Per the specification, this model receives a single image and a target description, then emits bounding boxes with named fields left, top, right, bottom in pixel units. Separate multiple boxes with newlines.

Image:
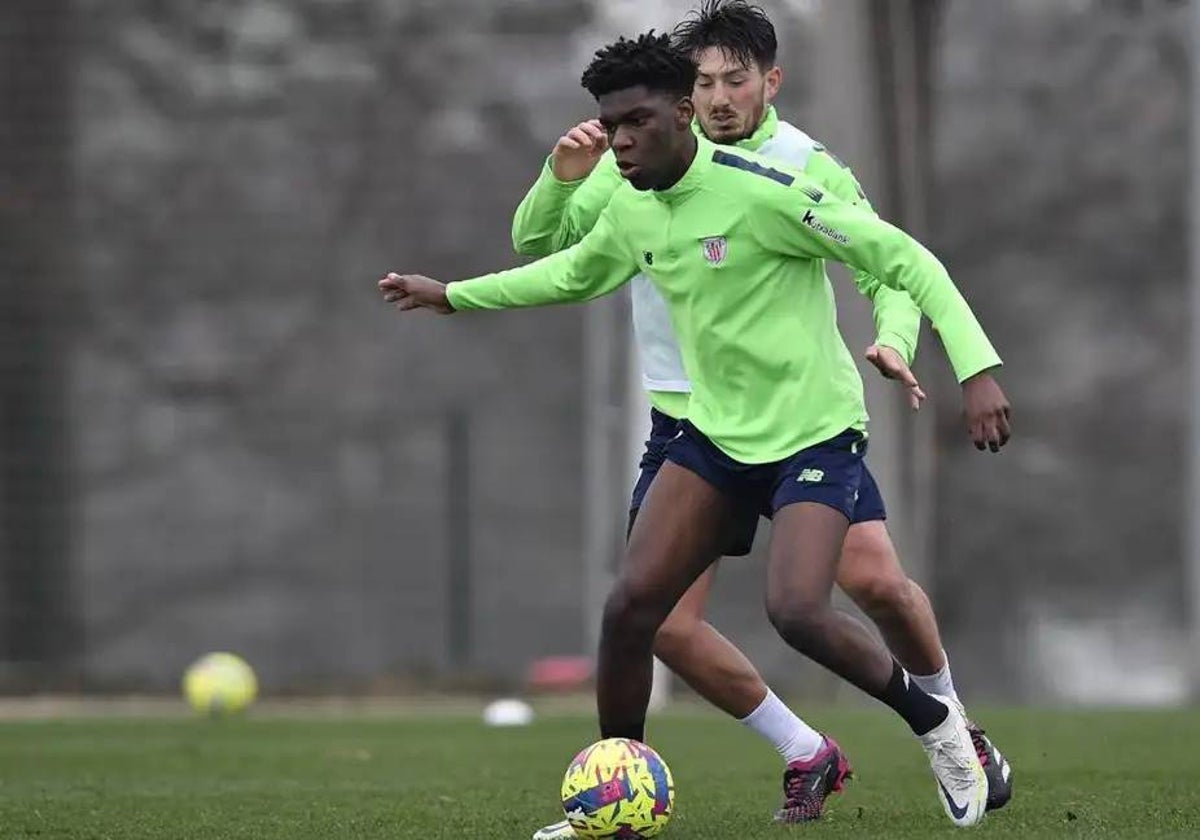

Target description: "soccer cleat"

left=774, top=736, right=853, bottom=823
left=532, top=819, right=577, bottom=840
left=966, top=721, right=1013, bottom=811
left=919, top=695, right=988, bottom=827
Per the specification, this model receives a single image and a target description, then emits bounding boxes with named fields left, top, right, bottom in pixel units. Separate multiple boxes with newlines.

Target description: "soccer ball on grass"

left=560, top=737, right=674, bottom=838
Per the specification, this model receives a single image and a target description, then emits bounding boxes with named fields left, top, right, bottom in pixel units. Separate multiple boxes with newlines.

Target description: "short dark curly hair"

left=672, top=0, right=778, bottom=70
left=580, top=31, right=697, bottom=100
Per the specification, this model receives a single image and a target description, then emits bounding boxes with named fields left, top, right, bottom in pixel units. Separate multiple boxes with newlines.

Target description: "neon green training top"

left=508, top=107, right=925, bottom=421
left=448, top=135, right=1001, bottom=464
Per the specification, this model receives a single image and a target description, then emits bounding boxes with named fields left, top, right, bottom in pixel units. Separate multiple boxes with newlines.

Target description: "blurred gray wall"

left=0, top=0, right=1189, bottom=702
left=71, top=0, right=605, bottom=689
left=931, top=0, right=1189, bottom=703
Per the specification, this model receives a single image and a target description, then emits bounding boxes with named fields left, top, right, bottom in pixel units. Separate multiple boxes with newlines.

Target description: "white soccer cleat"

left=919, top=695, right=988, bottom=827
left=946, top=696, right=1015, bottom=812
left=532, top=819, right=577, bottom=840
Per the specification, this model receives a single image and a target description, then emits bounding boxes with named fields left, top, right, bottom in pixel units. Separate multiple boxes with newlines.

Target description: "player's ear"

left=764, top=65, right=782, bottom=104
left=675, top=96, right=695, bottom=129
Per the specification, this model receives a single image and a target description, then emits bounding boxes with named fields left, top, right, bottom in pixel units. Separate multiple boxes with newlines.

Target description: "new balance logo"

left=801, top=210, right=850, bottom=245
left=796, top=468, right=825, bottom=483
left=801, top=185, right=824, bottom=203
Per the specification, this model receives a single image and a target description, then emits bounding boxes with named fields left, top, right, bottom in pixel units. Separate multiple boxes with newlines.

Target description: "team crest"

left=701, top=236, right=727, bottom=265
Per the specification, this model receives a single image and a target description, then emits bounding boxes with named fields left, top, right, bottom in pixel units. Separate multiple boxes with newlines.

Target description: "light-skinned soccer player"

left=379, top=33, right=1009, bottom=828
left=514, top=4, right=1011, bottom=835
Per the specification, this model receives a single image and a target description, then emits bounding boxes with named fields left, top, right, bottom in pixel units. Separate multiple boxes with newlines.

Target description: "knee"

left=653, top=612, right=700, bottom=663
left=839, top=526, right=914, bottom=616
left=765, top=593, right=831, bottom=647
left=842, top=570, right=914, bottom=617
left=602, top=580, right=667, bottom=646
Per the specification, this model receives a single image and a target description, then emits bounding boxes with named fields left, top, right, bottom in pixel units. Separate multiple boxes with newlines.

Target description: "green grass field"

left=1, top=705, right=1198, bottom=839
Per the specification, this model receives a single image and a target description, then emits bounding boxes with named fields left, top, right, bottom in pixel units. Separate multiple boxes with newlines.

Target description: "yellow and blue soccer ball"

left=182, top=652, right=258, bottom=716
left=560, top=737, right=674, bottom=838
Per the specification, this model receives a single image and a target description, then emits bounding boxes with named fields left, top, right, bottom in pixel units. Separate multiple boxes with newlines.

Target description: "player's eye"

left=727, top=76, right=747, bottom=87
left=696, top=79, right=714, bottom=88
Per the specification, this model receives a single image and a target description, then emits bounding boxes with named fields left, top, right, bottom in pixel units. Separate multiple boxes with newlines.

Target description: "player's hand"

left=961, top=370, right=1011, bottom=452
left=550, top=119, right=609, bottom=182
left=865, top=344, right=925, bottom=411
left=378, top=273, right=455, bottom=314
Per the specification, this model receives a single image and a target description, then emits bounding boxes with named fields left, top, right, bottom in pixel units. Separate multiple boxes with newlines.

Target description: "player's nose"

left=610, top=126, right=635, bottom=150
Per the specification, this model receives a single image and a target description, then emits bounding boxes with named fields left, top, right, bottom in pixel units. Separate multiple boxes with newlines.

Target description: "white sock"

left=909, top=651, right=960, bottom=705
left=739, top=689, right=824, bottom=764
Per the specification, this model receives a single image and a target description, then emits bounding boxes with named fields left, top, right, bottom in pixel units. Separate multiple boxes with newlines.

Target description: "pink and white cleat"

left=774, top=736, right=853, bottom=823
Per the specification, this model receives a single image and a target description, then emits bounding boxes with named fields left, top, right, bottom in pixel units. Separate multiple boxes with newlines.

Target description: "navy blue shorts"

left=629, top=408, right=759, bottom=557
left=664, top=421, right=887, bottom=523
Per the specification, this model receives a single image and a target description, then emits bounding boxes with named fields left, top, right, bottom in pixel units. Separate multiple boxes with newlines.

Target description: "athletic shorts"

left=663, top=420, right=888, bottom=523
left=628, top=408, right=759, bottom=557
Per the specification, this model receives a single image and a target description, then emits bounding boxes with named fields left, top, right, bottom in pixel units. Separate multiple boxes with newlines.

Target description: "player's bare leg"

left=597, top=461, right=735, bottom=742
left=766, top=504, right=896, bottom=691
left=652, top=561, right=842, bottom=822
left=766, top=501, right=986, bottom=826
left=837, top=520, right=1013, bottom=810
left=653, top=565, right=765, bottom=718
left=837, top=521, right=945, bottom=677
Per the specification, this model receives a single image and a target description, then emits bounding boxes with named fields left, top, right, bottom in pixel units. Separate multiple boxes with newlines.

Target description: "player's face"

left=598, top=86, right=695, bottom=191
left=693, top=47, right=781, bottom=143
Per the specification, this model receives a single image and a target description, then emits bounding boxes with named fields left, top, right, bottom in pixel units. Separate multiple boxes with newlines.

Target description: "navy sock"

left=874, top=660, right=949, bottom=735
left=600, top=720, right=645, bottom=743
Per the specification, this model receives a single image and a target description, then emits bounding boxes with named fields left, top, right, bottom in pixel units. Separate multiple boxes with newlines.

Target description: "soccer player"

left=379, top=32, right=1010, bottom=828
left=510, top=3, right=1011, bottom=834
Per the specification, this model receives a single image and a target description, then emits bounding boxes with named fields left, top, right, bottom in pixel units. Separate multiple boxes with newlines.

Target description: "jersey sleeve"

left=807, top=152, right=922, bottom=365
left=749, top=178, right=1001, bottom=382
left=510, top=151, right=626, bottom=257
left=451, top=198, right=638, bottom=310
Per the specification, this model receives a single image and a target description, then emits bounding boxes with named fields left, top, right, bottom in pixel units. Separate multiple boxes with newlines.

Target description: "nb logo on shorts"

left=796, top=468, right=825, bottom=483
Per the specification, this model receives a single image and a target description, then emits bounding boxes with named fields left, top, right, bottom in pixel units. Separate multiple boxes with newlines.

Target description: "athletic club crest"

left=701, top=236, right=727, bottom=265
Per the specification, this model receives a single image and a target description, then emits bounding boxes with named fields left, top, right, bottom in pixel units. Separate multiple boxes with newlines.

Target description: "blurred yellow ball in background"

left=182, top=652, right=258, bottom=716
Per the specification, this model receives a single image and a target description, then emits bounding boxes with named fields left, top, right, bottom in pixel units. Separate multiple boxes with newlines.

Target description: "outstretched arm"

left=752, top=179, right=1011, bottom=451
left=381, top=200, right=639, bottom=314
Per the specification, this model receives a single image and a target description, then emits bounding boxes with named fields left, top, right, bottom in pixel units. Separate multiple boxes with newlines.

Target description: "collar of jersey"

left=690, top=106, right=778, bottom=153
left=653, top=136, right=715, bottom=204
left=734, top=106, right=778, bottom=152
